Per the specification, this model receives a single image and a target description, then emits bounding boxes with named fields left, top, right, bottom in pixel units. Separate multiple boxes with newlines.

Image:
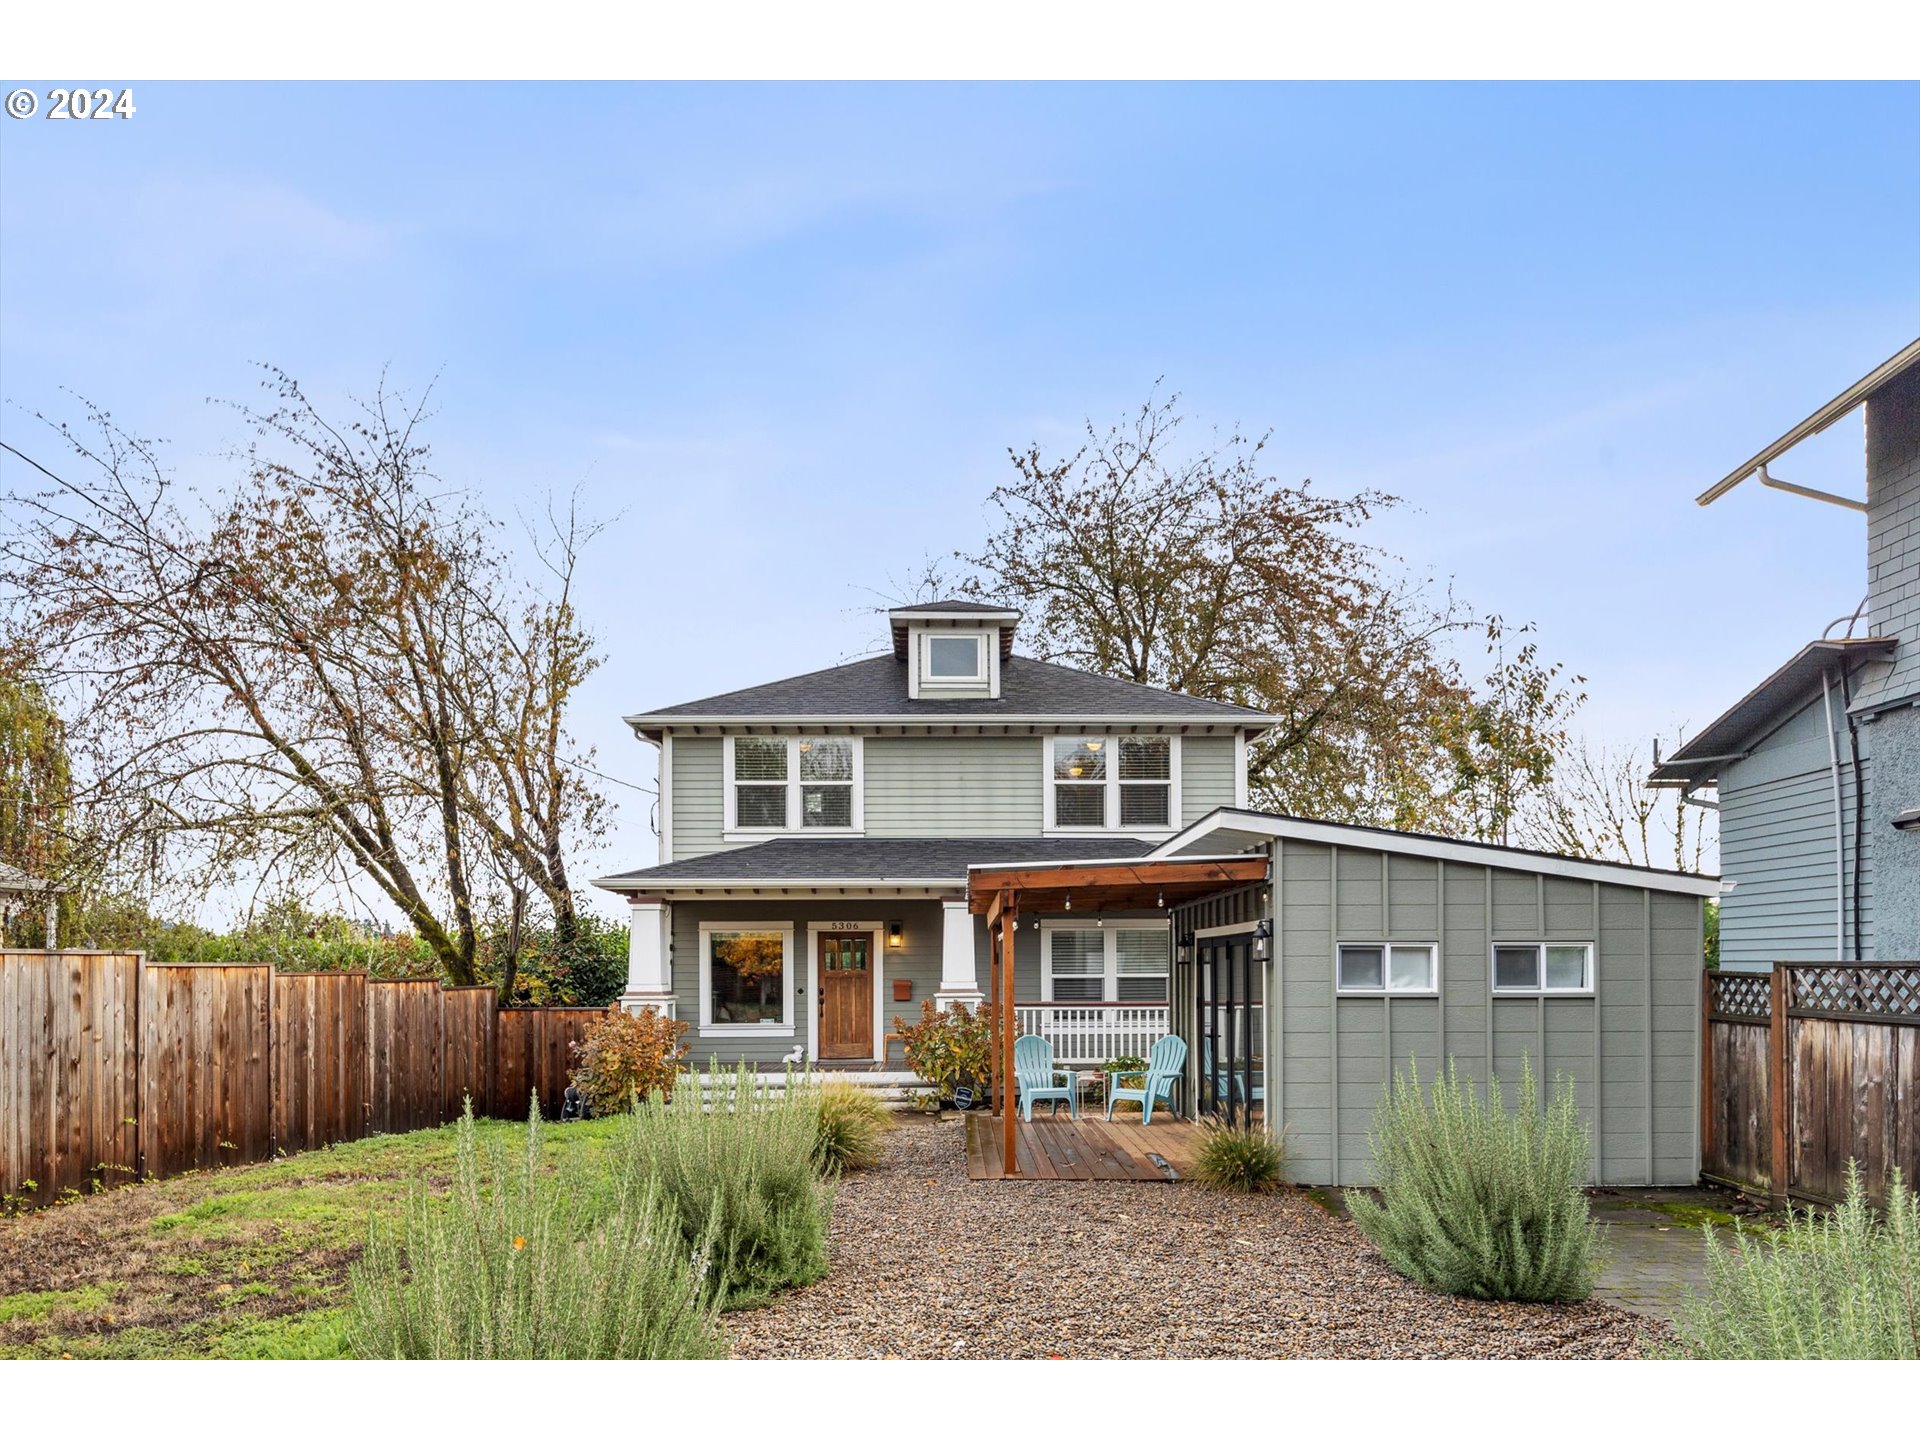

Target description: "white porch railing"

left=1015, top=1003, right=1170, bottom=1065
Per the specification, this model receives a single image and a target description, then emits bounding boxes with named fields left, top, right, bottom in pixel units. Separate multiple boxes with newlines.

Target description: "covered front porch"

left=968, top=852, right=1270, bottom=1178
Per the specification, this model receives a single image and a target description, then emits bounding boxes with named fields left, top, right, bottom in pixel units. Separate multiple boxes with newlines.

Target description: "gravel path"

left=727, top=1116, right=1657, bottom=1359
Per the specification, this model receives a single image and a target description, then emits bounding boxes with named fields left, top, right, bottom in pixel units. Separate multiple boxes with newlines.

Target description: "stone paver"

left=1590, top=1187, right=1760, bottom=1321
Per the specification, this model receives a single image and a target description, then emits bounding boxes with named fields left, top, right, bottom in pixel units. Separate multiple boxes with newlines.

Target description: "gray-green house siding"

left=1262, top=838, right=1700, bottom=1187
left=667, top=731, right=1244, bottom=861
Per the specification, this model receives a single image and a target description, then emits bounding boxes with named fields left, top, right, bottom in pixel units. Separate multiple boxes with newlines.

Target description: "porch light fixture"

left=1064, top=893, right=1072, bottom=911
left=1175, top=930, right=1194, bottom=968
left=887, top=920, right=903, bottom=948
left=1156, top=890, right=1165, bottom=908
left=1252, top=919, right=1272, bottom=961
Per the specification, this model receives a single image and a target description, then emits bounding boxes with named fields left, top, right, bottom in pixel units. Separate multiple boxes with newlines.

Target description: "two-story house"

left=595, top=601, right=1266, bottom=1069
left=1651, top=339, right=1920, bottom=970
left=597, top=599, right=1713, bottom=1186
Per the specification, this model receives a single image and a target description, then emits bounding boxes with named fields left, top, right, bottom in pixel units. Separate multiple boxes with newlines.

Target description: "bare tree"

left=1522, top=737, right=1713, bottom=872
left=0, top=369, right=609, bottom=989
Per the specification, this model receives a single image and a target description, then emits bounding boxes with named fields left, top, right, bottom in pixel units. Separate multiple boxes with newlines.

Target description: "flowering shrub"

left=570, top=1005, right=689, bottom=1113
left=891, top=999, right=1000, bottom=1104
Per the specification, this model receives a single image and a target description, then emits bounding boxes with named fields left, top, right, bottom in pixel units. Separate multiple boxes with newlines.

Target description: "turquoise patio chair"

left=1105, top=1033, right=1187, bottom=1125
left=1014, top=1034, right=1079, bottom=1120
left=1203, top=1035, right=1265, bottom=1108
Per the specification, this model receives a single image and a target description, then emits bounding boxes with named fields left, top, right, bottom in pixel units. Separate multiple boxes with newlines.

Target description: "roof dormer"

left=889, top=600, right=1020, bottom=701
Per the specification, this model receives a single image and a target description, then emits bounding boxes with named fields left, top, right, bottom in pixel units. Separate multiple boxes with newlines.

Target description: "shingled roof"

left=596, top=835, right=1154, bottom=889
left=627, top=653, right=1271, bottom=732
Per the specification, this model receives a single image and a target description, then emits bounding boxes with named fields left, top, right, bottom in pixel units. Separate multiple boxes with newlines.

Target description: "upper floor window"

left=1046, top=735, right=1178, bottom=831
left=725, top=736, right=862, bottom=833
left=922, top=633, right=986, bottom=684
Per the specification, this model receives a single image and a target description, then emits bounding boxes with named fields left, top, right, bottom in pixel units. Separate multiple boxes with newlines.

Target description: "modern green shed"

left=1153, top=810, right=1716, bottom=1187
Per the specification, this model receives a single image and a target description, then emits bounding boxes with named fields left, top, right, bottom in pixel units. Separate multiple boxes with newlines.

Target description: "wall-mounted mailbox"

left=892, top=979, right=913, bottom=1002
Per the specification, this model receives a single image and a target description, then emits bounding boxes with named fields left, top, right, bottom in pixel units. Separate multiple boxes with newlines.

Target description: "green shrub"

left=1345, top=1057, right=1601, bottom=1302
left=345, top=1101, right=724, bottom=1359
left=811, top=1080, right=892, bottom=1175
left=620, top=1062, right=830, bottom=1309
left=1669, top=1164, right=1919, bottom=1359
left=1192, top=1121, right=1287, bottom=1193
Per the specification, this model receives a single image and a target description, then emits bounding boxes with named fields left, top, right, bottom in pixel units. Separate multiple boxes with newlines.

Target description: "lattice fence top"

left=1709, top=971, right=1773, bottom=1019
left=1788, top=963, right=1920, bottom=1020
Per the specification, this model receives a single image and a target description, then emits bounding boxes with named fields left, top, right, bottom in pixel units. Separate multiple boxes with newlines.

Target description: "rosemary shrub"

left=347, top=1101, right=724, bottom=1359
left=1345, top=1057, right=1602, bottom=1302
left=1669, top=1164, right=1919, bottom=1359
left=1191, top=1121, right=1288, bottom=1194
left=619, top=1061, right=831, bottom=1309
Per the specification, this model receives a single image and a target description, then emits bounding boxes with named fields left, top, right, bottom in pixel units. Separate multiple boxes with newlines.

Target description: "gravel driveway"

left=727, top=1115, right=1655, bottom=1359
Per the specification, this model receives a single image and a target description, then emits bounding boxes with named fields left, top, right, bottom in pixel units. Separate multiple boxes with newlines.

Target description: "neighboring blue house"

left=1652, top=339, right=1920, bottom=971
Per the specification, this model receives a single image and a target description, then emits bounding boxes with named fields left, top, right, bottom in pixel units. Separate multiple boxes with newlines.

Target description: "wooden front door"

left=818, top=932, right=874, bottom=1060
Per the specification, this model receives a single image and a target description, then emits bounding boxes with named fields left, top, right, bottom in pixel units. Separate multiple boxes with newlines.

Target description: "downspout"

left=1820, top=668, right=1846, bottom=964
left=1839, top=665, right=1866, bottom=962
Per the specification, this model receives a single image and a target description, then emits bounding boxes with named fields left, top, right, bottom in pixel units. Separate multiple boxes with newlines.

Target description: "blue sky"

left=3, top=82, right=1917, bottom=907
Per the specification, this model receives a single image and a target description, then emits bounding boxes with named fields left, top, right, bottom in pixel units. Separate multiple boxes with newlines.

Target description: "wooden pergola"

left=966, top=854, right=1270, bottom=1175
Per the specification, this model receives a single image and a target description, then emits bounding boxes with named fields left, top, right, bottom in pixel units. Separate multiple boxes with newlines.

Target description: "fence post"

left=1698, top=970, right=1713, bottom=1182
left=1768, top=964, right=1789, bottom=1207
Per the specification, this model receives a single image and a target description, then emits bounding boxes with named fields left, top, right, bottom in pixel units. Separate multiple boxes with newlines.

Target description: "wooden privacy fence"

left=0, top=949, right=603, bottom=1209
left=1701, top=962, right=1920, bottom=1207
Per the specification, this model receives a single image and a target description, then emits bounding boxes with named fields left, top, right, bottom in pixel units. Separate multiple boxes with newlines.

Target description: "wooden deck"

left=964, top=1112, right=1203, bottom=1182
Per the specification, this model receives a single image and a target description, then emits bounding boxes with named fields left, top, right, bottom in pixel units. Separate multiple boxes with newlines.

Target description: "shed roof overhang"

left=1150, top=808, right=1721, bottom=897
left=1697, top=338, right=1920, bottom=506
left=965, top=853, right=1269, bottom=916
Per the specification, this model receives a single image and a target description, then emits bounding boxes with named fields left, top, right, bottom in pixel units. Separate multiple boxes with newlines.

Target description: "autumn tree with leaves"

left=955, top=390, right=1583, bottom=834
left=0, top=369, right=610, bottom=993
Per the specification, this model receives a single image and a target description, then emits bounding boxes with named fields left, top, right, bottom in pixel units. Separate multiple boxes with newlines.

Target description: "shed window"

left=1492, top=942, right=1593, bottom=994
left=1337, top=943, right=1437, bottom=995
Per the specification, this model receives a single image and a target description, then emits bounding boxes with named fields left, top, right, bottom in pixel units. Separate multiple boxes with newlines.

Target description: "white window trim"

left=1335, top=941, right=1441, bottom=996
left=1040, top=734, right=1182, bottom=836
left=1489, top=941, right=1595, bottom=997
left=1039, top=920, right=1172, bottom=1004
left=919, top=632, right=987, bottom=686
left=698, top=921, right=796, bottom=1036
left=722, top=735, right=864, bottom=839
left=802, top=919, right=888, bottom=1064
left=906, top=625, right=1001, bottom=699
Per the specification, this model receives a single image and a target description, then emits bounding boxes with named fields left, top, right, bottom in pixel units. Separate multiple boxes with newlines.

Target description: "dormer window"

left=923, top=633, right=986, bottom=685
left=725, top=736, right=863, bottom=834
left=1044, top=734, right=1180, bottom=832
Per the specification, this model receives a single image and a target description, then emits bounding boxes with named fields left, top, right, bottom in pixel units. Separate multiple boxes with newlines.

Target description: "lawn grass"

left=0, top=1116, right=627, bottom=1360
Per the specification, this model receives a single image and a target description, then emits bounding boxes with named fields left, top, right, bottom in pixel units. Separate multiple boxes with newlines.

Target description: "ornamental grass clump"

left=1669, top=1163, right=1919, bottom=1359
left=1345, top=1057, right=1601, bottom=1302
left=619, top=1061, right=830, bottom=1309
left=1191, top=1121, right=1288, bottom=1194
left=346, top=1101, right=724, bottom=1359
left=810, top=1079, right=892, bottom=1176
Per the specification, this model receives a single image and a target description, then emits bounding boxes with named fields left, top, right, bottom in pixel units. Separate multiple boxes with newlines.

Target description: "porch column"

left=619, top=899, right=675, bottom=1018
left=936, top=899, right=984, bottom=1009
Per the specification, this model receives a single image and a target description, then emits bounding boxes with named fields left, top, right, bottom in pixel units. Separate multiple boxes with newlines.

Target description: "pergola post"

left=987, top=893, right=1002, bottom=1117
left=1000, top=901, right=1017, bottom=1176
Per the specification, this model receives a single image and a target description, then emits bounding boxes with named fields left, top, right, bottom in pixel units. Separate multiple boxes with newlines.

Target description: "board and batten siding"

left=1271, top=838, right=1701, bottom=1187
left=669, top=731, right=1247, bottom=859
left=1716, top=687, right=1873, bottom=969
